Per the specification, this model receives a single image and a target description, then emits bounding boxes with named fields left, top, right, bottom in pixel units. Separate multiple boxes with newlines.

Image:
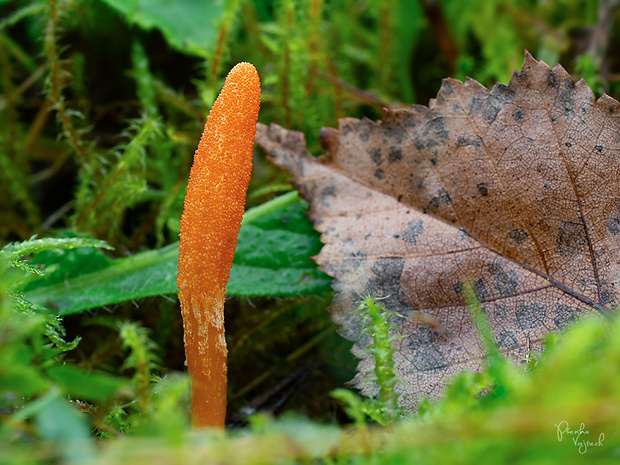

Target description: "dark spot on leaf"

left=388, top=146, right=403, bottom=163
left=516, top=303, right=546, bottom=330
left=483, top=105, right=499, bottom=124
left=493, top=305, right=509, bottom=321
left=391, top=127, right=406, bottom=143
left=606, top=218, right=620, bottom=235
left=556, top=221, right=587, bottom=257
left=369, top=148, right=382, bottom=164
left=488, top=260, right=519, bottom=296
left=414, top=136, right=425, bottom=150
left=477, top=183, right=489, bottom=196
left=457, top=135, right=483, bottom=147
left=508, top=228, right=528, bottom=245
left=468, top=97, right=484, bottom=115
left=370, top=257, right=404, bottom=299
left=514, top=109, right=523, bottom=122
left=495, top=83, right=515, bottom=101
left=362, top=279, right=381, bottom=299
left=412, top=348, right=447, bottom=371
left=360, top=131, right=370, bottom=142
left=554, top=305, right=575, bottom=329
left=348, top=250, right=367, bottom=270
left=561, top=94, right=574, bottom=115
left=474, top=278, right=488, bottom=300
left=453, top=281, right=463, bottom=294
left=405, top=326, right=441, bottom=351
left=403, top=117, right=417, bottom=128
left=429, top=188, right=452, bottom=208
left=497, top=329, right=518, bottom=350
left=318, top=185, right=337, bottom=207
left=595, top=145, right=603, bottom=152
left=546, top=71, right=558, bottom=88
left=371, top=257, right=404, bottom=279
left=431, top=152, right=438, bottom=165
left=293, top=154, right=306, bottom=177
left=402, top=219, right=424, bottom=244
left=374, top=168, right=385, bottom=180
left=565, top=142, right=572, bottom=147
left=440, top=80, right=454, bottom=94
left=322, top=185, right=336, bottom=197
left=423, top=118, right=449, bottom=141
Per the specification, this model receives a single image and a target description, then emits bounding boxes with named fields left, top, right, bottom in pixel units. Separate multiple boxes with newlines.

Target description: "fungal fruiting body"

left=177, top=62, right=260, bottom=428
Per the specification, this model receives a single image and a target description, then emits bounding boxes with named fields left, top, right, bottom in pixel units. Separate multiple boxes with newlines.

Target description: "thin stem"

left=44, top=0, right=89, bottom=163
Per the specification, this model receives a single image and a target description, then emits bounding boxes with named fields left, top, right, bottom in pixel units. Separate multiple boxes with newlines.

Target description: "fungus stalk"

left=177, top=63, right=260, bottom=428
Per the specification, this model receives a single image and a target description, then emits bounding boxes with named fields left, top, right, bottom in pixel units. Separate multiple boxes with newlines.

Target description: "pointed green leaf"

left=100, top=0, right=224, bottom=58
left=22, top=193, right=332, bottom=314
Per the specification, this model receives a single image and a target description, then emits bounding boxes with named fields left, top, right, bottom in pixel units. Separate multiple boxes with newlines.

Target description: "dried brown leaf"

left=256, top=52, right=620, bottom=411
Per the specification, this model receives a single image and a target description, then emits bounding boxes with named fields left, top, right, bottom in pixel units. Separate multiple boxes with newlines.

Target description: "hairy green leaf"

left=22, top=193, right=332, bottom=314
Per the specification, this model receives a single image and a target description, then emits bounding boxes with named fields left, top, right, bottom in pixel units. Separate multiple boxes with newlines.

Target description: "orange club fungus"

left=177, top=62, right=261, bottom=428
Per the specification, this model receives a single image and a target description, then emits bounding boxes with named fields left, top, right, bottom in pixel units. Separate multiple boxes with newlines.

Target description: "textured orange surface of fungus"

left=177, top=62, right=260, bottom=428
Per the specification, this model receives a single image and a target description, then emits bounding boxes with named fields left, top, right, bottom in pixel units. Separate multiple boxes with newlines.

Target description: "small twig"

left=586, top=0, right=620, bottom=91
left=421, top=0, right=458, bottom=75
left=311, top=69, right=395, bottom=110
